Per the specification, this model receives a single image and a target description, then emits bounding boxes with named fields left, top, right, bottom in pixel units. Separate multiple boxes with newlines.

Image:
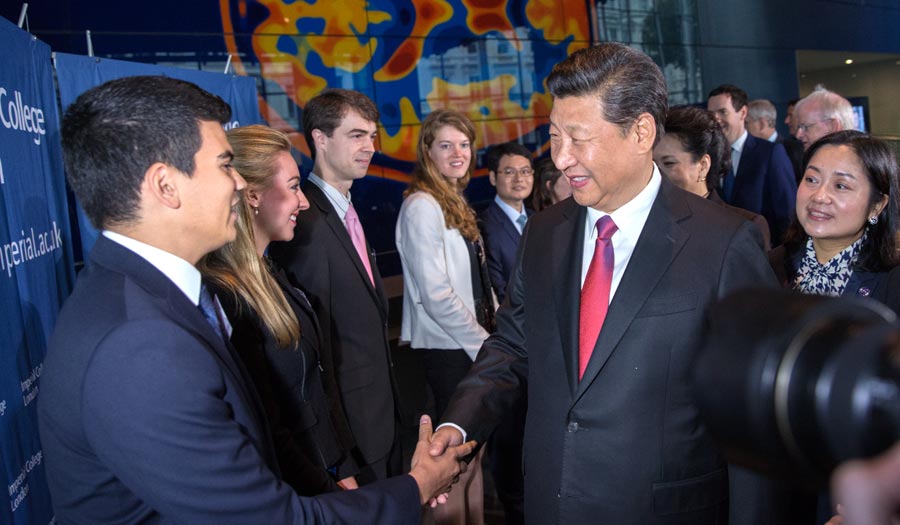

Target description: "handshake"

left=408, top=415, right=475, bottom=506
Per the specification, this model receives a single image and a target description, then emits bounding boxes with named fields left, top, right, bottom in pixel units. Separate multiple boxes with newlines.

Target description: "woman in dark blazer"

left=199, top=125, right=359, bottom=495
left=653, top=105, right=772, bottom=250
left=769, top=130, right=900, bottom=304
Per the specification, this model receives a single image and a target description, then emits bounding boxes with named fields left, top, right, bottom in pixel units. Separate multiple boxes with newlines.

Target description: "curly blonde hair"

left=405, top=109, right=480, bottom=241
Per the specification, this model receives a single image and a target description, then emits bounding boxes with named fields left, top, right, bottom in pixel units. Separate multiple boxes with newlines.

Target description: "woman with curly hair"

left=396, top=109, right=494, bottom=524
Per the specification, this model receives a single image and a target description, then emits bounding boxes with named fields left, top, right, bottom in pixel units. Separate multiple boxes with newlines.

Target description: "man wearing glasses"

left=794, top=85, right=857, bottom=151
left=476, top=140, right=534, bottom=525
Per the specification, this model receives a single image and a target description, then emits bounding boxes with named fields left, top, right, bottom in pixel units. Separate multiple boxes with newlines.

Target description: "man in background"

left=794, top=85, right=856, bottom=151
left=747, top=98, right=803, bottom=181
left=269, top=89, right=402, bottom=485
left=707, top=84, right=797, bottom=243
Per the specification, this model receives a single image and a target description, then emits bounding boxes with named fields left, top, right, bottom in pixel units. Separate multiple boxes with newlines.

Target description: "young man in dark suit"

left=479, top=141, right=535, bottom=303
left=37, top=76, right=472, bottom=524
left=268, top=89, right=401, bottom=485
left=429, top=44, right=780, bottom=524
left=708, top=84, right=798, bottom=244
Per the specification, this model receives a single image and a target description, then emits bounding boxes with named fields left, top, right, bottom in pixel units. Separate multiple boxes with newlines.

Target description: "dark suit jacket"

left=37, top=236, right=419, bottom=524
left=708, top=190, right=771, bottom=251
left=269, top=181, right=398, bottom=471
left=478, top=201, right=530, bottom=303
left=443, top=181, right=778, bottom=524
left=213, top=266, right=359, bottom=496
left=729, top=134, right=797, bottom=244
left=777, top=134, right=805, bottom=184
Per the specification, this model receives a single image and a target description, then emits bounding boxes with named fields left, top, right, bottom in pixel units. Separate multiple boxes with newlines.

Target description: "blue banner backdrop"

left=0, top=16, right=77, bottom=525
left=54, top=54, right=263, bottom=260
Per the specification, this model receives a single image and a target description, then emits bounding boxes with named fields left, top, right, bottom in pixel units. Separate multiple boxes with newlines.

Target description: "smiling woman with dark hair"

left=769, top=130, right=900, bottom=303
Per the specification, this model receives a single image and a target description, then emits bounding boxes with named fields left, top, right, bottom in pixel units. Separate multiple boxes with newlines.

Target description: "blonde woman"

left=199, top=125, right=360, bottom=495
left=396, top=110, right=495, bottom=524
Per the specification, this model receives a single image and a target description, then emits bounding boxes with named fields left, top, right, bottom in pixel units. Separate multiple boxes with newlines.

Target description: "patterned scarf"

left=793, top=234, right=866, bottom=297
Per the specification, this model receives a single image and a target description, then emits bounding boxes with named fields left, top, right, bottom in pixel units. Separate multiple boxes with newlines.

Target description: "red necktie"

left=345, top=203, right=374, bottom=286
left=578, top=215, right=617, bottom=380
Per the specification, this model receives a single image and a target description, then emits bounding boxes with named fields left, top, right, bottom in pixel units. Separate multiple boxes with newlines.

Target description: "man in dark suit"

left=708, top=84, right=797, bottom=244
left=37, top=76, right=472, bottom=524
left=269, top=89, right=400, bottom=485
left=479, top=141, right=534, bottom=303
left=477, top=141, right=534, bottom=525
left=429, top=44, right=779, bottom=524
left=747, top=98, right=804, bottom=182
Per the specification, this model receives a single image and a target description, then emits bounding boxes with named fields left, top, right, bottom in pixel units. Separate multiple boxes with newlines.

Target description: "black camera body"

left=692, top=289, right=900, bottom=482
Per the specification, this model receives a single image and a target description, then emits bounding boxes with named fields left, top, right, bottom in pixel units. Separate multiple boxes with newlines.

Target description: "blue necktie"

left=516, top=214, right=527, bottom=233
left=199, top=284, right=231, bottom=342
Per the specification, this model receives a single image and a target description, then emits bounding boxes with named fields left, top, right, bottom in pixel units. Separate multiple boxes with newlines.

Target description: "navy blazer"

left=728, top=134, right=797, bottom=244
left=444, top=181, right=779, bottom=524
left=38, top=236, right=420, bottom=524
left=479, top=201, right=530, bottom=303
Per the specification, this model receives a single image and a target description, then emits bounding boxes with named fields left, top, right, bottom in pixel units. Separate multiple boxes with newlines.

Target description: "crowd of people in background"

left=35, top=40, right=900, bottom=525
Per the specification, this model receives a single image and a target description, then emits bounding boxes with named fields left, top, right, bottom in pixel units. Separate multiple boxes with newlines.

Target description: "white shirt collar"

left=767, top=130, right=778, bottom=143
left=308, top=172, right=352, bottom=221
left=102, top=230, right=202, bottom=305
left=493, top=195, right=527, bottom=233
left=731, top=129, right=749, bottom=154
left=581, top=163, right=661, bottom=296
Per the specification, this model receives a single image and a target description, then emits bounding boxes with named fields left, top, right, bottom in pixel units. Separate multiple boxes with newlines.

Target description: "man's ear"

left=311, top=129, right=327, bottom=153
left=738, top=104, right=748, bottom=122
left=488, top=170, right=497, bottom=187
left=144, top=162, right=181, bottom=209
left=632, top=112, right=657, bottom=155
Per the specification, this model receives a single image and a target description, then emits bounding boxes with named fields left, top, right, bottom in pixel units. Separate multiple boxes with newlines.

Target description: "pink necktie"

left=578, top=215, right=617, bottom=380
left=345, top=203, right=374, bottom=286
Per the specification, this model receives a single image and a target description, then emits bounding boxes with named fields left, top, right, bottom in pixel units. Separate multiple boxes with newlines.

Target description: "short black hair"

left=547, top=43, right=668, bottom=146
left=61, top=76, right=231, bottom=229
left=483, top=142, right=532, bottom=173
left=707, top=84, right=748, bottom=112
left=302, top=89, right=379, bottom=159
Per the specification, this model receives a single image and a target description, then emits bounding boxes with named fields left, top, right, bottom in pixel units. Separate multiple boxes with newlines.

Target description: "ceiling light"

left=845, top=59, right=854, bottom=65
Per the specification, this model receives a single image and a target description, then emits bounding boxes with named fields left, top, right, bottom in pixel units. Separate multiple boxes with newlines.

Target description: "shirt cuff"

left=436, top=422, right=467, bottom=443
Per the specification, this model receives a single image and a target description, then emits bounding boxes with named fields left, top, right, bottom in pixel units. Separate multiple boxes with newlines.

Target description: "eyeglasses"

left=797, top=118, right=834, bottom=134
left=500, top=167, right=534, bottom=178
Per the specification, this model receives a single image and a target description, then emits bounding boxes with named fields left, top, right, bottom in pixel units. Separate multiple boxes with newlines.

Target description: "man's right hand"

left=409, top=415, right=475, bottom=506
left=429, top=425, right=464, bottom=457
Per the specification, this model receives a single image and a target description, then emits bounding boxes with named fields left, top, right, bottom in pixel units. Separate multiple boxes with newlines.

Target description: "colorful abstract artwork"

left=221, top=0, right=592, bottom=181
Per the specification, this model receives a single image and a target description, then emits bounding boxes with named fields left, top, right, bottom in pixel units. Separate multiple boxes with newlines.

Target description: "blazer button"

left=858, top=286, right=871, bottom=297
left=567, top=421, right=579, bottom=432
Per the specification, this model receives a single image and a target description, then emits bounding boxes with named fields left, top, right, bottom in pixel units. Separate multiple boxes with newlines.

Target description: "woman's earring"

left=698, top=176, right=706, bottom=183
left=868, top=215, right=878, bottom=225
left=253, top=206, right=259, bottom=216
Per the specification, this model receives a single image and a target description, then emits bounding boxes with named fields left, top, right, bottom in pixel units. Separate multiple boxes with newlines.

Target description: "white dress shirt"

left=731, top=130, right=749, bottom=176
left=493, top=195, right=528, bottom=234
left=581, top=164, right=661, bottom=302
left=103, top=230, right=201, bottom=305
left=308, top=172, right=352, bottom=221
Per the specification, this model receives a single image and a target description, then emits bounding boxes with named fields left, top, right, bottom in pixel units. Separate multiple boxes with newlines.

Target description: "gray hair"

left=795, top=85, right=856, bottom=131
left=747, top=99, right=776, bottom=127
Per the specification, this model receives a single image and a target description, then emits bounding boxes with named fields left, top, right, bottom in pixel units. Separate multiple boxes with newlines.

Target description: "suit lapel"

left=305, top=182, right=388, bottom=319
left=551, top=200, right=586, bottom=397
left=574, top=182, right=691, bottom=401
left=733, top=134, right=758, bottom=198
left=490, top=202, right=522, bottom=246
left=92, top=238, right=276, bottom=462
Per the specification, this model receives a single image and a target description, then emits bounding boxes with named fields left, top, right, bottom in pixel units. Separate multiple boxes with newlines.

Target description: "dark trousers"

left=355, top=421, right=403, bottom=485
left=487, top=396, right=526, bottom=525
left=419, top=348, right=473, bottom=421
